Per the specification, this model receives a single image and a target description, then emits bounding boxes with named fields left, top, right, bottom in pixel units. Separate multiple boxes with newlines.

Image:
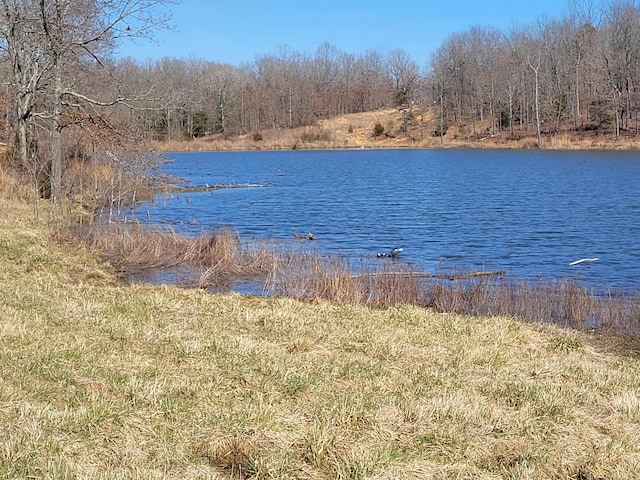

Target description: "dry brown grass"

left=149, top=107, right=640, bottom=153
left=90, top=221, right=640, bottom=336
left=91, top=223, right=278, bottom=289
left=95, top=222, right=194, bottom=269
left=2, top=174, right=640, bottom=479
left=272, top=256, right=640, bottom=336
left=150, top=108, right=442, bottom=152
left=424, top=277, right=640, bottom=336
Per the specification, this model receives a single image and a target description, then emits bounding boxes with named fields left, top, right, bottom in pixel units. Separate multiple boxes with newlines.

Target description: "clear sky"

left=117, top=0, right=570, bottom=66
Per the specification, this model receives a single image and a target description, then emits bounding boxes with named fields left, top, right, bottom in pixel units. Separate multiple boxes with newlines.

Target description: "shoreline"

left=148, top=138, right=640, bottom=153
left=149, top=139, right=640, bottom=154
left=145, top=107, right=640, bottom=154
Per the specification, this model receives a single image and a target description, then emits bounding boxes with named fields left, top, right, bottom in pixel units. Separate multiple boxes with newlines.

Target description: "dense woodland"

left=1, top=0, right=640, bottom=202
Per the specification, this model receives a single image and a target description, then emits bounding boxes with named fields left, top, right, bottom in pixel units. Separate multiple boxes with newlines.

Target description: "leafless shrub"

left=192, top=228, right=276, bottom=288
left=95, top=222, right=191, bottom=270
left=357, top=266, right=426, bottom=308
left=64, top=152, right=163, bottom=216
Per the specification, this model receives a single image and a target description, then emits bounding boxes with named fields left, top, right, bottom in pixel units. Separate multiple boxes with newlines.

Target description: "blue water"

left=129, top=149, right=640, bottom=293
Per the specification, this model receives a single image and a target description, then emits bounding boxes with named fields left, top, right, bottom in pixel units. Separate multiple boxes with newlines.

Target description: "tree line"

left=1, top=0, right=640, bottom=203
left=113, top=0, right=640, bottom=145
left=430, top=0, right=640, bottom=143
left=112, top=44, right=420, bottom=141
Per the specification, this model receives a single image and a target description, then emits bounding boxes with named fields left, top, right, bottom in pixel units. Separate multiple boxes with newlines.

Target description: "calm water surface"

left=130, top=149, right=640, bottom=292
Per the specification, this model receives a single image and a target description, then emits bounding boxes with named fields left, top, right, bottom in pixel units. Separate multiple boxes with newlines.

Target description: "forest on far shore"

left=111, top=0, right=640, bottom=145
left=1, top=0, right=640, bottom=202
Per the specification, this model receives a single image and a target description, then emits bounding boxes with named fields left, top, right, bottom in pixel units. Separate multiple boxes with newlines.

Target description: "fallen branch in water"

left=353, top=270, right=506, bottom=280
left=569, top=258, right=599, bottom=266
left=164, top=182, right=273, bottom=193
left=192, top=182, right=273, bottom=193
left=292, top=231, right=315, bottom=240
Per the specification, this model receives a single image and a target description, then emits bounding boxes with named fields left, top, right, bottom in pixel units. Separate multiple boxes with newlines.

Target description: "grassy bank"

left=149, top=108, right=640, bottom=153
left=1, top=183, right=640, bottom=479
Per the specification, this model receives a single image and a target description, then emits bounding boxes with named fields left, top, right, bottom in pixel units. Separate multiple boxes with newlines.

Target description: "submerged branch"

left=353, top=270, right=506, bottom=280
left=168, top=182, right=274, bottom=194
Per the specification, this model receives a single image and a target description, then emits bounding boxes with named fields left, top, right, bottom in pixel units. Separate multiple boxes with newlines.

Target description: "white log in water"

left=569, top=258, right=599, bottom=266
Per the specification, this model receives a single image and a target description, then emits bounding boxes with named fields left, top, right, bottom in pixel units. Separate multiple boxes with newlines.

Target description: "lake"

left=128, top=149, right=640, bottom=293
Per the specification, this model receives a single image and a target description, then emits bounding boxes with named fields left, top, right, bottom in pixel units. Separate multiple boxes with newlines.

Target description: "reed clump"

left=188, top=229, right=277, bottom=288
left=269, top=255, right=640, bottom=336
left=92, top=223, right=278, bottom=289
left=93, top=220, right=640, bottom=336
left=95, top=222, right=193, bottom=269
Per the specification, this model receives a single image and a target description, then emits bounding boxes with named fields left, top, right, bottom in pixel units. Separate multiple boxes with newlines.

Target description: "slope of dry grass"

left=1, top=173, right=640, bottom=479
left=149, top=107, right=640, bottom=153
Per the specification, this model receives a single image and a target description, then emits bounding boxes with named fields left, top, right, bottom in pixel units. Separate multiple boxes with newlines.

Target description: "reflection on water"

left=128, top=149, right=640, bottom=294
left=124, top=264, right=202, bottom=287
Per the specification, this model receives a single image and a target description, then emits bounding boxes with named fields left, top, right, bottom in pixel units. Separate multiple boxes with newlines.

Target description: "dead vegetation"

left=88, top=222, right=640, bottom=337
left=92, top=224, right=277, bottom=289
left=148, top=106, right=640, bottom=153
left=1, top=154, right=640, bottom=479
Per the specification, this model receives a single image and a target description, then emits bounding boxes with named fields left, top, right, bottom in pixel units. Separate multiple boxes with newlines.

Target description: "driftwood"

left=292, top=231, right=315, bottom=240
left=168, top=182, right=273, bottom=194
left=377, top=247, right=403, bottom=258
left=354, top=270, right=505, bottom=280
left=159, top=219, right=197, bottom=225
left=569, top=258, right=599, bottom=266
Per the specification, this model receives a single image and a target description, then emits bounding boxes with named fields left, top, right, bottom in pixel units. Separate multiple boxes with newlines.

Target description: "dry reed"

left=92, top=223, right=278, bottom=289
left=95, top=221, right=640, bottom=335
left=269, top=252, right=640, bottom=336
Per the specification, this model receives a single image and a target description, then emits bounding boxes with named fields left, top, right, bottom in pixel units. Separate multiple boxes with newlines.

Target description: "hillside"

left=150, top=106, right=640, bottom=153
left=1, top=173, right=640, bottom=478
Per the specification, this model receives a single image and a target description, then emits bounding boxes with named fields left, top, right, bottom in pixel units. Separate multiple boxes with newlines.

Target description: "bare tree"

left=387, top=48, right=419, bottom=107
left=352, top=51, right=390, bottom=112
left=0, top=0, right=173, bottom=202
left=429, top=42, right=455, bottom=144
left=0, top=0, right=51, bottom=180
left=528, top=49, right=543, bottom=146
left=386, top=48, right=419, bottom=133
left=601, top=1, right=640, bottom=136
left=311, top=42, right=341, bottom=118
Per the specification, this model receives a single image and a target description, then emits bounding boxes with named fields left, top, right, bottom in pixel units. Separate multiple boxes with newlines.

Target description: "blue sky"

left=117, top=0, right=569, bottom=66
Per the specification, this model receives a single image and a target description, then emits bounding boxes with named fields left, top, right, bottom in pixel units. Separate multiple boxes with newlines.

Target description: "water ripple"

left=132, top=149, right=640, bottom=293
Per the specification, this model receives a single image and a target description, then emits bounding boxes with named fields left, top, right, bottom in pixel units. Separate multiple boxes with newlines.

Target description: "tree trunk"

left=529, top=52, right=542, bottom=147
left=17, top=118, right=28, bottom=171
left=439, top=90, right=445, bottom=145
left=51, top=60, right=63, bottom=204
